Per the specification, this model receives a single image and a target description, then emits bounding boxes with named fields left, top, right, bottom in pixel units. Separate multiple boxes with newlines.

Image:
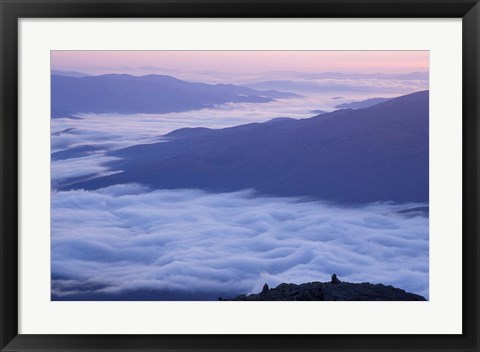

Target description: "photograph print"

left=51, top=50, right=429, bottom=301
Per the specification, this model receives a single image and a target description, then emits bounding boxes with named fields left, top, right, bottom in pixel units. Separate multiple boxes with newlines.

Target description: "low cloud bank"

left=51, top=185, right=428, bottom=300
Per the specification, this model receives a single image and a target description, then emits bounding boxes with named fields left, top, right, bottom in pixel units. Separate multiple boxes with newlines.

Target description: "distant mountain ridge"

left=243, top=71, right=428, bottom=93
left=51, top=73, right=301, bottom=118
left=51, top=70, right=89, bottom=78
left=65, top=90, right=429, bottom=204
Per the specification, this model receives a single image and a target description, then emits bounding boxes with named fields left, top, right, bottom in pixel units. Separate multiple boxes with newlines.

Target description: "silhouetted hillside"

left=225, top=278, right=426, bottom=301
left=66, top=91, right=429, bottom=204
left=335, top=97, right=391, bottom=109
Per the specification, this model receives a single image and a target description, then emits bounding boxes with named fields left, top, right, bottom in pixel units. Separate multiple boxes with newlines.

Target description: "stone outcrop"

left=224, top=278, right=426, bottom=301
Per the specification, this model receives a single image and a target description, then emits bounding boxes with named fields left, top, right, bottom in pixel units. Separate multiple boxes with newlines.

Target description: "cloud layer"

left=51, top=185, right=429, bottom=300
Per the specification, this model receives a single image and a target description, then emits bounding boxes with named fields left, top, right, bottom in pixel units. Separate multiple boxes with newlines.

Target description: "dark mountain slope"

left=226, top=280, right=426, bottom=301
left=335, top=97, right=392, bottom=109
left=67, top=91, right=429, bottom=204
left=51, top=74, right=300, bottom=117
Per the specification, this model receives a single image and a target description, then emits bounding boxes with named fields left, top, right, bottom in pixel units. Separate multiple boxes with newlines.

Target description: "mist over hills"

left=66, top=90, right=429, bottom=204
left=51, top=74, right=301, bottom=118
left=248, top=71, right=429, bottom=81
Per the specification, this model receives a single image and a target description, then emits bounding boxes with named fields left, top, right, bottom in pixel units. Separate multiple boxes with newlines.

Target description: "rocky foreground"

left=223, top=276, right=426, bottom=301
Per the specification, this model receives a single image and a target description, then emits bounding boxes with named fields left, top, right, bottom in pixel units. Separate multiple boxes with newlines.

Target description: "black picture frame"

left=1, top=0, right=479, bottom=351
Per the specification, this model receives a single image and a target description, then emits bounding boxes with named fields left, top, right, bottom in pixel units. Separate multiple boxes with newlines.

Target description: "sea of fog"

left=52, top=185, right=428, bottom=300
left=51, top=91, right=429, bottom=300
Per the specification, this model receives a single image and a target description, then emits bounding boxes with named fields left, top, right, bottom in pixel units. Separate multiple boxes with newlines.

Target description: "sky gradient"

left=51, top=50, right=429, bottom=76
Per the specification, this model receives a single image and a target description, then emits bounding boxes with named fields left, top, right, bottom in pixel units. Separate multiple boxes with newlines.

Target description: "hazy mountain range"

left=51, top=74, right=301, bottom=118
left=63, top=90, right=429, bottom=204
left=242, top=72, right=428, bottom=93
left=51, top=69, right=89, bottom=78
left=52, top=68, right=428, bottom=82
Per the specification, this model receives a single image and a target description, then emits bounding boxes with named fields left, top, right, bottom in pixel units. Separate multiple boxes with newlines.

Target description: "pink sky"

left=51, top=51, right=429, bottom=75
